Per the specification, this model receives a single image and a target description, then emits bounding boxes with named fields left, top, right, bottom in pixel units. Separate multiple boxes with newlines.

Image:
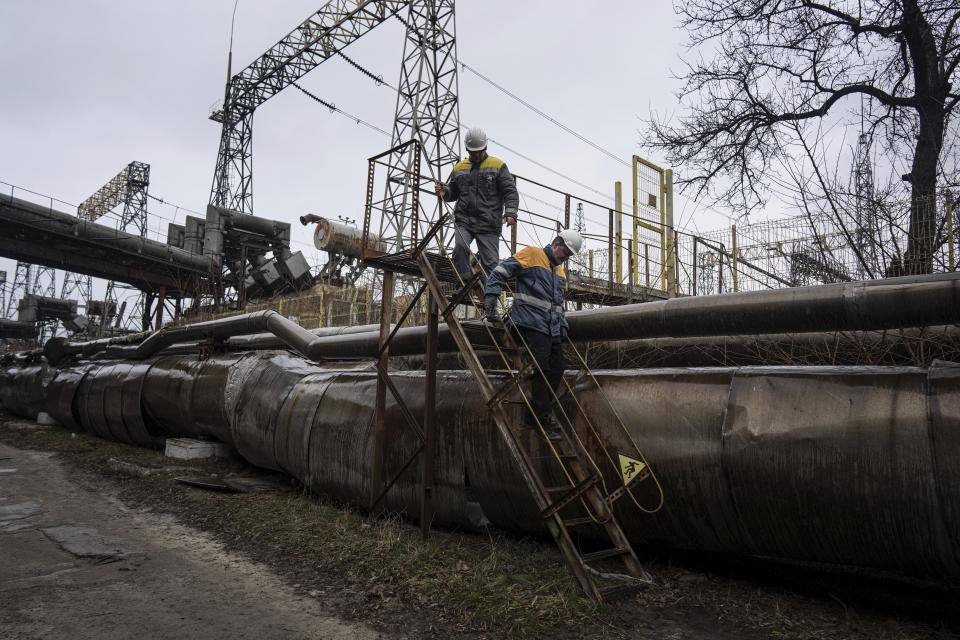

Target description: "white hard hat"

left=558, top=229, right=583, bottom=253
left=464, top=127, right=488, bottom=152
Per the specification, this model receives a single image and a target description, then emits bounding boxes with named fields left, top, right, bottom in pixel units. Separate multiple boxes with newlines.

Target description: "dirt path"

left=0, top=441, right=384, bottom=640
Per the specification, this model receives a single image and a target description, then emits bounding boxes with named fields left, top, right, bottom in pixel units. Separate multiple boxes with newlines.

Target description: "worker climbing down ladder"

left=483, top=229, right=583, bottom=441
left=411, top=208, right=664, bottom=601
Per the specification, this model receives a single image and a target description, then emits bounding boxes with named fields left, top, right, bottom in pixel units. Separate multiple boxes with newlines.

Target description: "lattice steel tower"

left=5, top=262, right=56, bottom=319
left=379, top=0, right=460, bottom=250
left=208, top=0, right=412, bottom=214
left=852, top=130, right=879, bottom=278
left=208, top=0, right=461, bottom=254
left=77, top=161, right=151, bottom=332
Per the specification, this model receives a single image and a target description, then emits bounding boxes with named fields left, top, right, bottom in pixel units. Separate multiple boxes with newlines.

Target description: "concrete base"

left=35, top=412, right=58, bottom=426
left=164, top=438, right=232, bottom=460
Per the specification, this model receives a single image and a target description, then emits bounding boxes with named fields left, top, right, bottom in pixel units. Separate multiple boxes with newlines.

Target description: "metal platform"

left=364, top=249, right=669, bottom=306
left=363, top=249, right=460, bottom=283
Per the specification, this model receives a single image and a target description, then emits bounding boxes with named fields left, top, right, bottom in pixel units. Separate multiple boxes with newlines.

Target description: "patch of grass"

left=2, top=413, right=957, bottom=640
left=0, top=418, right=597, bottom=638
left=191, top=492, right=595, bottom=636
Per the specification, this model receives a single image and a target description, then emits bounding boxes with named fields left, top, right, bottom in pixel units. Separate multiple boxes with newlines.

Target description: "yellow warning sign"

left=618, top=453, right=649, bottom=486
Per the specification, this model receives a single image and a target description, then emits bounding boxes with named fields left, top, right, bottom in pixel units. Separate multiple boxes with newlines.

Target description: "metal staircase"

left=411, top=216, right=658, bottom=602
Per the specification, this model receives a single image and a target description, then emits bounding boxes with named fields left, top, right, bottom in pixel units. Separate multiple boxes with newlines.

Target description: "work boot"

left=521, top=412, right=560, bottom=441
left=539, top=414, right=563, bottom=442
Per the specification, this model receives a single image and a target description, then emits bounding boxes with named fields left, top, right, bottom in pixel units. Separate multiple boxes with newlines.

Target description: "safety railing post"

left=632, top=157, right=640, bottom=287
left=615, top=182, right=622, bottom=283
left=644, top=244, right=650, bottom=289
left=948, top=189, right=955, bottom=271
left=664, top=169, right=676, bottom=296
left=692, top=236, right=699, bottom=296
left=731, top=224, right=739, bottom=292
left=608, top=208, right=614, bottom=291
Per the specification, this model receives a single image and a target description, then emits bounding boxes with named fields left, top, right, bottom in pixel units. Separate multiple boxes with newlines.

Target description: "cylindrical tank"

left=311, top=217, right=385, bottom=257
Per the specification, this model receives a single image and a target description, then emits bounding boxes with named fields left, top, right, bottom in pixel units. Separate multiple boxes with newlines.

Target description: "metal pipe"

left=564, top=271, right=960, bottom=342
left=103, top=310, right=317, bottom=359
left=205, top=204, right=293, bottom=261
left=304, top=215, right=385, bottom=258
left=43, top=271, right=960, bottom=365
left=0, top=193, right=210, bottom=272
left=587, top=326, right=960, bottom=368
left=43, top=322, right=382, bottom=364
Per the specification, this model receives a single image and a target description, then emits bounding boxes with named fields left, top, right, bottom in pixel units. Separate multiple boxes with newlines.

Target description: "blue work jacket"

left=485, top=244, right=567, bottom=337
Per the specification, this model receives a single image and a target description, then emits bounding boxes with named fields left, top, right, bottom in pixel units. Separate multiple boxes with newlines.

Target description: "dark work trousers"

left=453, top=223, right=500, bottom=280
left=517, top=326, right=565, bottom=422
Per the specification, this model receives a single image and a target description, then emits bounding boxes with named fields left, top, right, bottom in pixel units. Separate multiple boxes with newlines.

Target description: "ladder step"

left=561, top=516, right=596, bottom=527
left=441, top=275, right=484, bottom=317
left=530, top=453, right=578, bottom=461
left=581, top=547, right=631, bottom=563
left=487, top=377, right=520, bottom=408
left=461, top=323, right=511, bottom=346
left=486, top=363, right=535, bottom=408
left=540, top=474, right=599, bottom=519
left=598, top=582, right=647, bottom=602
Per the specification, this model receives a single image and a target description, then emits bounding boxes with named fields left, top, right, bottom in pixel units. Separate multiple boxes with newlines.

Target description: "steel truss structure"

left=77, top=161, right=151, bottom=235
left=853, top=131, right=880, bottom=279
left=209, top=0, right=410, bottom=214
left=76, top=162, right=152, bottom=333
left=379, top=0, right=459, bottom=251
left=5, top=262, right=56, bottom=319
left=65, top=161, right=151, bottom=331
left=4, top=261, right=57, bottom=343
left=59, top=270, right=92, bottom=316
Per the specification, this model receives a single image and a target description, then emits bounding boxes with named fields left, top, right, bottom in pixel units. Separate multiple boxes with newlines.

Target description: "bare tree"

left=648, top=0, right=960, bottom=274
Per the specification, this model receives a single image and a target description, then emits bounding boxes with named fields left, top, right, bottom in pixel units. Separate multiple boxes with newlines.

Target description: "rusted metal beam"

left=420, top=292, right=439, bottom=539
left=370, top=270, right=394, bottom=514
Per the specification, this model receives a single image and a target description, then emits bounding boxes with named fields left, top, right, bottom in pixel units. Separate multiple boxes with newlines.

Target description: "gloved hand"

left=483, top=295, right=500, bottom=323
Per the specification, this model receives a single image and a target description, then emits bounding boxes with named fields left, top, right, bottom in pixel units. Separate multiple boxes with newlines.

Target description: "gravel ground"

left=1, top=413, right=958, bottom=640
left=0, top=439, right=384, bottom=640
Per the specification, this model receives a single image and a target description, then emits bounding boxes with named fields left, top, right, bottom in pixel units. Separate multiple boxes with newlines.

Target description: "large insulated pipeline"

left=99, top=311, right=319, bottom=360
left=588, top=325, right=960, bottom=368
left=42, top=320, right=382, bottom=364
left=0, top=193, right=210, bottom=273
left=2, top=356, right=959, bottom=578
left=565, top=270, right=960, bottom=341
left=45, top=271, right=960, bottom=364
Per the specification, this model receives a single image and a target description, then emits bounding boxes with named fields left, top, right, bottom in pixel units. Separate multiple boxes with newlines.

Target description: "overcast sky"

left=0, top=0, right=738, bottom=309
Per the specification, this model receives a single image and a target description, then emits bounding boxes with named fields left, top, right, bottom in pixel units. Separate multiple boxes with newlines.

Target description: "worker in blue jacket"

left=434, top=128, right=519, bottom=280
left=483, top=229, right=583, bottom=441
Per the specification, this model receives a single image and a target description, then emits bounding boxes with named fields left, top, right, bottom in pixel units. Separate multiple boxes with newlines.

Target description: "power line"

left=331, top=46, right=734, bottom=228
left=459, top=61, right=630, bottom=169
left=324, top=47, right=617, bottom=200
left=336, top=50, right=388, bottom=88
left=480, top=131, right=614, bottom=201
left=291, top=82, right=391, bottom=136
left=457, top=61, right=736, bottom=225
